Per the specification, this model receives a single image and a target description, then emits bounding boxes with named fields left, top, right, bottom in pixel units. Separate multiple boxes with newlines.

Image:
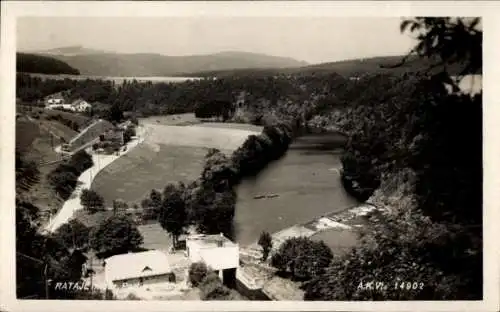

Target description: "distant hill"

left=29, top=46, right=308, bottom=77
left=183, top=55, right=478, bottom=78
left=17, top=53, right=80, bottom=75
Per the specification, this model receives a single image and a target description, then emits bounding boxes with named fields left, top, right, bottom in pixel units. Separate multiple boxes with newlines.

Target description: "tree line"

left=301, top=17, right=482, bottom=300
left=47, top=150, right=93, bottom=200
left=15, top=149, right=116, bottom=299
left=136, top=122, right=295, bottom=247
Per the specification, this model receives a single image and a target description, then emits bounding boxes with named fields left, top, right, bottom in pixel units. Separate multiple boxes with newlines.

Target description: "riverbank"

left=44, top=125, right=147, bottom=233
left=236, top=202, right=380, bottom=300
left=233, top=131, right=355, bottom=245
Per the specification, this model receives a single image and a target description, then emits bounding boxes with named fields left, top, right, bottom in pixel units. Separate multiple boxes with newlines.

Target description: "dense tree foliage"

left=303, top=17, right=482, bottom=300
left=47, top=150, right=93, bottom=200
left=17, top=53, right=80, bottom=75
left=231, top=123, right=292, bottom=179
left=258, top=231, right=273, bottom=261
left=53, top=219, right=91, bottom=251
left=188, top=262, right=209, bottom=287
left=15, top=149, right=40, bottom=193
left=90, top=214, right=144, bottom=258
left=198, top=272, right=243, bottom=300
left=195, top=99, right=235, bottom=121
left=271, top=237, right=333, bottom=281
left=159, top=183, right=188, bottom=249
left=16, top=184, right=90, bottom=299
left=80, top=189, right=105, bottom=213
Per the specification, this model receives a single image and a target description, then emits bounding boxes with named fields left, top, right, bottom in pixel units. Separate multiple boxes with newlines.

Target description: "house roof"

left=71, top=99, right=89, bottom=106
left=186, top=234, right=239, bottom=271
left=104, top=250, right=172, bottom=282
left=186, top=233, right=237, bottom=249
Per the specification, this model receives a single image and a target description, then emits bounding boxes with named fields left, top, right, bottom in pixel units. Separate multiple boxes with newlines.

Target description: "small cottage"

left=104, top=250, right=175, bottom=289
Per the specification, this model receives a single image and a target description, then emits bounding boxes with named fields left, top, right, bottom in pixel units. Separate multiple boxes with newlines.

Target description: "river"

left=233, top=132, right=358, bottom=245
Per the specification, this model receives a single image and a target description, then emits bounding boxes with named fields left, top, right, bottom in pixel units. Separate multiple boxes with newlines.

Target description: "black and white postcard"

left=1, top=1, right=498, bottom=312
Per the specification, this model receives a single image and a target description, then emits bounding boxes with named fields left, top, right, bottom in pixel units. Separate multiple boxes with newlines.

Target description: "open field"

left=91, top=143, right=209, bottom=205
left=92, top=119, right=260, bottom=205
left=41, top=120, right=78, bottom=142
left=138, top=223, right=173, bottom=252
left=194, top=122, right=264, bottom=132
left=142, top=123, right=259, bottom=150
left=42, top=109, right=93, bottom=129
left=68, top=119, right=115, bottom=149
left=139, top=113, right=200, bottom=126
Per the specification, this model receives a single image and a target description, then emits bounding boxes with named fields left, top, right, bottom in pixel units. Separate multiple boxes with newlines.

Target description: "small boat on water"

left=253, top=194, right=279, bottom=199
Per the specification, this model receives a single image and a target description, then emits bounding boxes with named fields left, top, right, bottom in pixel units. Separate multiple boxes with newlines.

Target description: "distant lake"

left=24, top=73, right=203, bottom=84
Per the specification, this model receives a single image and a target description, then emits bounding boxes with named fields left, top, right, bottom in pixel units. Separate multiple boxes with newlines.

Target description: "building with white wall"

left=104, top=250, right=175, bottom=290
left=186, top=233, right=239, bottom=287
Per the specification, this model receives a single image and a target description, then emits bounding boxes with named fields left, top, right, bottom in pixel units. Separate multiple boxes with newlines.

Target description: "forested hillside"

left=17, top=53, right=80, bottom=75
left=180, top=54, right=477, bottom=78
left=30, top=48, right=307, bottom=77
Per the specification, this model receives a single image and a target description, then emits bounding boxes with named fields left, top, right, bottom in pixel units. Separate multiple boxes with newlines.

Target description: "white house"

left=46, top=103, right=74, bottom=111
left=72, top=99, right=92, bottom=112
left=104, top=250, right=175, bottom=289
left=47, top=98, right=63, bottom=105
left=186, top=233, right=239, bottom=286
left=45, top=99, right=92, bottom=113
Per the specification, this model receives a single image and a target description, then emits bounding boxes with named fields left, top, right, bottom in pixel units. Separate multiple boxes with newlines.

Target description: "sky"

left=17, top=17, right=416, bottom=64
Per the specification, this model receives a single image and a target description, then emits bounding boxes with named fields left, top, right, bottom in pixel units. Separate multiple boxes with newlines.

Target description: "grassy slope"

left=16, top=116, right=64, bottom=215
left=16, top=111, right=95, bottom=218
left=69, top=119, right=115, bottom=150
left=42, top=109, right=93, bottom=129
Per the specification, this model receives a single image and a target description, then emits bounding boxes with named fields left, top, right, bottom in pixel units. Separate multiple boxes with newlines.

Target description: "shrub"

left=80, top=189, right=105, bottom=213
left=258, top=231, right=273, bottom=261
left=188, top=262, right=208, bottom=287
left=271, top=237, right=333, bottom=281
left=90, top=214, right=143, bottom=258
left=199, top=272, right=242, bottom=300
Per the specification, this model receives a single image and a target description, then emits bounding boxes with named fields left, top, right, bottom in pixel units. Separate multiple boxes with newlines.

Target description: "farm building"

left=71, top=99, right=92, bottom=112
left=44, top=97, right=92, bottom=113
left=104, top=250, right=176, bottom=289
left=186, top=233, right=239, bottom=287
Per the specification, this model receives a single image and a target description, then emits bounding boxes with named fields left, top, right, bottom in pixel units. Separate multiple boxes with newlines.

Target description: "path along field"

left=91, top=118, right=262, bottom=206
left=45, top=126, right=146, bottom=233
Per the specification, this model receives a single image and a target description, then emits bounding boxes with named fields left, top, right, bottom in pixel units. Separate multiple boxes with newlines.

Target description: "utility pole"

left=88, top=235, right=93, bottom=296
left=44, top=263, right=50, bottom=299
left=43, top=237, right=49, bottom=299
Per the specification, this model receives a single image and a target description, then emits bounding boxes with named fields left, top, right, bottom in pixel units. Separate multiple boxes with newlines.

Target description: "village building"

left=45, top=93, right=65, bottom=105
left=44, top=96, right=92, bottom=113
left=71, top=99, right=92, bottom=112
left=104, top=250, right=175, bottom=289
left=186, top=233, right=239, bottom=288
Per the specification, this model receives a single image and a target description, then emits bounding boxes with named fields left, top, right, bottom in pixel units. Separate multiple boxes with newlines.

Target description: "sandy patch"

left=143, top=123, right=259, bottom=151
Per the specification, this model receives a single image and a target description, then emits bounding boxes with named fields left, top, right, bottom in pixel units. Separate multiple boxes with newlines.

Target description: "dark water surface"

left=234, top=132, right=358, bottom=245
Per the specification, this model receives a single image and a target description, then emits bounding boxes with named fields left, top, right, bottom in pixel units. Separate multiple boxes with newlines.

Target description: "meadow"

left=91, top=117, right=261, bottom=206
